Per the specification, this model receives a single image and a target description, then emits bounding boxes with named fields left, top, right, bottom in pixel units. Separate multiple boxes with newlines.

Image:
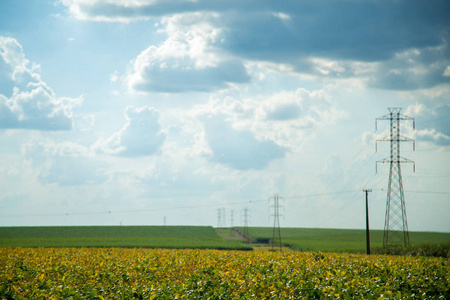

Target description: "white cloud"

left=199, top=88, right=347, bottom=149
left=404, top=103, right=450, bottom=145
left=443, top=66, right=450, bottom=77
left=273, top=12, right=291, bottom=21
left=0, top=36, right=27, bottom=67
left=415, top=128, right=450, bottom=146
left=178, top=87, right=346, bottom=170
left=61, top=0, right=158, bottom=22
left=405, top=103, right=428, bottom=117
left=0, top=37, right=82, bottom=130
left=63, top=1, right=450, bottom=92
left=128, top=13, right=249, bottom=93
left=97, top=106, right=166, bottom=156
left=370, top=46, right=450, bottom=90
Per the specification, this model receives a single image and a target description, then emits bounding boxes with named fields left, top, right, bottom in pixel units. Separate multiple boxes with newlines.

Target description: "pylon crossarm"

left=398, top=113, right=415, bottom=129
left=398, top=134, right=415, bottom=142
left=398, top=156, right=414, bottom=163
left=398, top=157, right=416, bottom=172
left=399, top=113, right=414, bottom=121
left=375, top=114, right=392, bottom=130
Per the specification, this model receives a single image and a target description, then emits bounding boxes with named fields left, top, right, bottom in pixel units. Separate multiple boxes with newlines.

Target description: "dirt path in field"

left=231, top=228, right=253, bottom=243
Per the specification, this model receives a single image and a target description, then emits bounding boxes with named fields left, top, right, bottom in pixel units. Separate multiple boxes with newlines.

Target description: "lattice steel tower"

left=376, top=107, right=415, bottom=248
left=242, top=208, right=250, bottom=238
left=269, top=194, right=283, bottom=251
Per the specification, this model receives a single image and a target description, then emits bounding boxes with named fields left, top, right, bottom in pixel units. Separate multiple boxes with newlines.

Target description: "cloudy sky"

left=1, top=0, right=449, bottom=232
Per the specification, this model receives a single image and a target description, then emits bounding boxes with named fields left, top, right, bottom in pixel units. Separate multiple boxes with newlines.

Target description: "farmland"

left=1, top=247, right=449, bottom=299
left=0, top=226, right=251, bottom=250
left=239, top=227, right=450, bottom=253
left=1, top=226, right=449, bottom=254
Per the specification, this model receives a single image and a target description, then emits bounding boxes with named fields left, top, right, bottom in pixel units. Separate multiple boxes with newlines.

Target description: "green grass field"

left=235, top=227, right=450, bottom=253
left=0, top=226, right=251, bottom=250
left=2, top=226, right=449, bottom=254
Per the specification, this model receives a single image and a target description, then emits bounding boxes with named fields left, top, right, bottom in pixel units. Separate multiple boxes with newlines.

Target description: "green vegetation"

left=2, top=248, right=449, bottom=299
left=373, top=243, right=450, bottom=258
left=237, top=227, right=450, bottom=255
left=2, top=225, right=449, bottom=255
left=0, top=226, right=251, bottom=250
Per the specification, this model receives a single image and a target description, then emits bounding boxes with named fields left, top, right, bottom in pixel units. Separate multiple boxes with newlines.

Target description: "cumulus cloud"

left=187, top=87, right=345, bottom=169
left=63, top=0, right=450, bottom=92
left=203, top=115, right=287, bottom=170
left=415, top=128, right=450, bottom=146
left=405, top=104, right=450, bottom=145
left=98, top=106, right=166, bottom=156
left=127, top=13, right=249, bottom=93
left=370, top=46, right=450, bottom=90
left=0, top=37, right=82, bottom=130
left=206, top=88, right=346, bottom=148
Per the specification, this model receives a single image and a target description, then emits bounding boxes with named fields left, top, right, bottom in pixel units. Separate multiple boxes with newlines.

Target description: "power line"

left=0, top=199, right=264, bottom=219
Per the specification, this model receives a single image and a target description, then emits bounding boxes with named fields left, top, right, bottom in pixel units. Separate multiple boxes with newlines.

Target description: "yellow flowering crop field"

left=1, top=248, right=448, bottom=299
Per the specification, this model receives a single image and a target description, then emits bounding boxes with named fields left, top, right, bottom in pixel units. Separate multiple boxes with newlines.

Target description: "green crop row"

left=0, top=226, right=251, bottom=250
left=238, top=227, right=450, bottom=254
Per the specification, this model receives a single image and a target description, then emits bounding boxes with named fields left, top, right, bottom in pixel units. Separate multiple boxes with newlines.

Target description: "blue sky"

left=0, top=0, right=449, bottom=231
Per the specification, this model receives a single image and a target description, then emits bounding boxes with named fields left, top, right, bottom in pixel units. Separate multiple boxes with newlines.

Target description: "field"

left=0, top=226, right=251, bottom=250
left=238, top=227, right=450, bottom=253
left=1, top=247, right=449, bottom=299
left=2, top=226, right=449, bottom=254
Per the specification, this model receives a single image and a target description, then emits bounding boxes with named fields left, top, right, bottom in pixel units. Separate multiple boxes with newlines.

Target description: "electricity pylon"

left=269, top=194, right=283, bottom=251
left=376, top=107, right=415, bottom=248
left=217, top=208, right=222, bottom=228
left=229, top=210, right=235, bottom=236
left=222, top=208, right=226, bottom=228
left=242, top=208, right=251, bottom=239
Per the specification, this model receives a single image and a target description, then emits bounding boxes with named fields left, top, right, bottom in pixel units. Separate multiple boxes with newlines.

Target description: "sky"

left=0, top=0, right=449, bottom=232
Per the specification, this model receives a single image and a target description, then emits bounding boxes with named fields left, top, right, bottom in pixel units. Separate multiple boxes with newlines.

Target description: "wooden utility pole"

left=364, top=189, right=372, bottom=255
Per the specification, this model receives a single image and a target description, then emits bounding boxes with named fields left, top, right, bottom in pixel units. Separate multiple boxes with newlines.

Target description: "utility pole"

left=363, top=189, right=372, bottom=255
left=269, top=194, right=283, bottom=251
left=376, top=107, right=415, bottom=248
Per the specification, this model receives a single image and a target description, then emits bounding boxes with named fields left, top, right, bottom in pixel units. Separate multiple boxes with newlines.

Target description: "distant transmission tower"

left=222, top=207, right=226, bottom=228
left=376, top=107, right=415, bottom=248
left=269, top=194, right=283, bottom=251
left=230, top=209, right=235, bottom=227
left=217, top=208, right=222, bottom=228
left=242, top=208, right=251, bottom=239
left=230, top=210, right=235, bottom=236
